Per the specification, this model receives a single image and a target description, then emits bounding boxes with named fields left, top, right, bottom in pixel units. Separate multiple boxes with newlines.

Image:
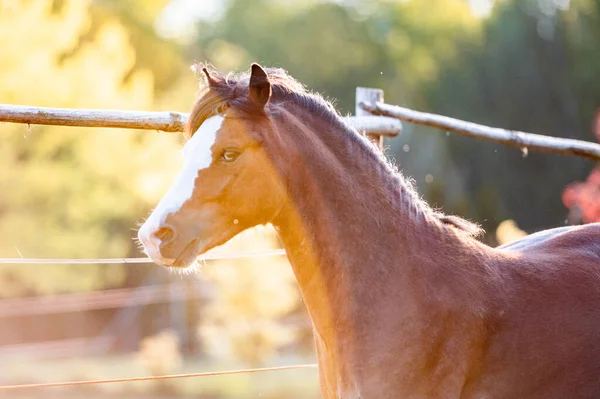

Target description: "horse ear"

left=249, top=63, right=271, bottom=108
left=201, top=67, right=218, bottom=88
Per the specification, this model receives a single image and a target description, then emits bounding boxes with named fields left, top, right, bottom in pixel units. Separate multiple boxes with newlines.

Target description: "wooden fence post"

left=356, top=87, right=385, bottom=150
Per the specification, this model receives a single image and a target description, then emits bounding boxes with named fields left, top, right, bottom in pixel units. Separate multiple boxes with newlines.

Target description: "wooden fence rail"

left=0, top=248, right=287, bottom=265
left=361, top=101, right=600, bottom=161
left=0, top=103, right=403, bottom=137
left=2, top=100, right=599, bottom=160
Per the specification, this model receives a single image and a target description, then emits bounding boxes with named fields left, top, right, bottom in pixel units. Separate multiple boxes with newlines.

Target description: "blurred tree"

left=559, top=1, right=600, bottom=224
left=89, top=0, right=187, bottom=93
left=0, top=0, right=183, bottom=297
left=424, top=0, right=600, bottom=233
left=190, top=0, right=480, bottom=112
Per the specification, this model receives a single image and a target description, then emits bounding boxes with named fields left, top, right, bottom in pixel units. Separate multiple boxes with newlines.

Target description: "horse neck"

left=268, top=107, right=492, bottom=336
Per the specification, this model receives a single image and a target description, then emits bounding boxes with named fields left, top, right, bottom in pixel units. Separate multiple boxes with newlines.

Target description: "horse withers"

left=138, top=63, right=600, bottom=398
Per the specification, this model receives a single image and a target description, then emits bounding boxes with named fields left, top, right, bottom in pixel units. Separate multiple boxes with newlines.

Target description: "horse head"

left=138, top=64, right=287, bottom=267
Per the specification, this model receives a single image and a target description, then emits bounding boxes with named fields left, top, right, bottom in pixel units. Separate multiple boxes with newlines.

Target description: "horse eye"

left=221, top=150, right=241, bottom=162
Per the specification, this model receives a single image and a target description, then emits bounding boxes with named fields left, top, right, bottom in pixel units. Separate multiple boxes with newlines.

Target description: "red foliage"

left=563, top=168, right=600, bottom=223
left=562, top=110, right=600, bottom=224
left=596, top=109, right=600, bottom=143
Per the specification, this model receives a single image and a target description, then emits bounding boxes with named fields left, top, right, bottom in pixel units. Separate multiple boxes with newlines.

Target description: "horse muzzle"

left=138, top=223, right=200, bottom=268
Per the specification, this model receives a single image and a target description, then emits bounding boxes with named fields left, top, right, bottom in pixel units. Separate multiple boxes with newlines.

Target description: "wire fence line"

left=0, top=248, right=288, bottom=265
left=0, top=364, right=319, bottom=390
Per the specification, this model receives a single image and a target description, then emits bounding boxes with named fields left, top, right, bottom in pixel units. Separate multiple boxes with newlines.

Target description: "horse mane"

left=438, top=215, right=483, bottom=238
left=186, top=63, right=483, bottom=239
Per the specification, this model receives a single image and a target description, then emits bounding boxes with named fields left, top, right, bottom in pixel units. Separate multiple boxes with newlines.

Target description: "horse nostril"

left=153, top=226, right=175, bottom=245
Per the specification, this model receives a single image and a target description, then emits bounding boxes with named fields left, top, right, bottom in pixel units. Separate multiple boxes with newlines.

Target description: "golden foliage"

left=496, top=219, right=527, bottom=246
left=137, top=329, right=182, bottom=376
left=0, top=0, right=183, bottom=296
left=199, top=226, right=302, bottom=366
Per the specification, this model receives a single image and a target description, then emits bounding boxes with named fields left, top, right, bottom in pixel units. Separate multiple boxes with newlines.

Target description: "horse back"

left=472, top=223, right=600, bottom=397
left=498, top=223, right=600, bottom=258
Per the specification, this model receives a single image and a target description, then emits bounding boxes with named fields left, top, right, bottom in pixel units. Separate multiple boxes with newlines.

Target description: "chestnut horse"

left=138, top=63, right=600, bottom=398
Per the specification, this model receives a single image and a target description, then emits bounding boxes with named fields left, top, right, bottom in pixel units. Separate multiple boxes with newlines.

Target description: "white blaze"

left=138, top=115, right=224, bottom=260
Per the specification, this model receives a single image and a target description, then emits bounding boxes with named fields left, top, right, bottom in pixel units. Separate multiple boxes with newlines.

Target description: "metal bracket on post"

left=356, top=87, right=385, bottom=150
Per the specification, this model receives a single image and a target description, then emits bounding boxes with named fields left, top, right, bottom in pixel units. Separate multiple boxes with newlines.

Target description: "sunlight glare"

left=469, top=0, right=494, bottom=18
left=155, top=0, right=227, bottom=39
